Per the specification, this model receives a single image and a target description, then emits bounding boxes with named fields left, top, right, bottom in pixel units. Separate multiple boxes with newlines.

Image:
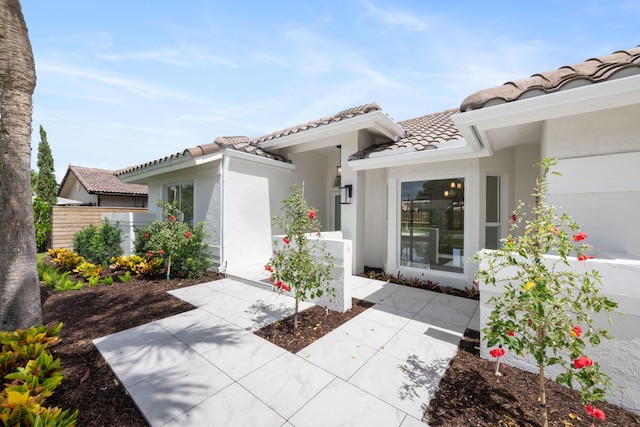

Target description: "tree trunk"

left=538, top=325, right=548, bottom=427
left=0, top=0, right=42, bottom=331
left=294, top=298, right=299, bottom=330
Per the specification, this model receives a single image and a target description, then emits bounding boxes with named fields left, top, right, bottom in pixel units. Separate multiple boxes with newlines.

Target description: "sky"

left=20, top=1, right=640, bottom=183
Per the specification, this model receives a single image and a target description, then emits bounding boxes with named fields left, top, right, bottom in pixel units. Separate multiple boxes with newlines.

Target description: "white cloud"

left=360, top=0, right=429, bottom=32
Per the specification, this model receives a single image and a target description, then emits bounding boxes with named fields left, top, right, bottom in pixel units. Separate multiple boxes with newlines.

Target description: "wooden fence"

left=50, top=206, right=148, bottom=250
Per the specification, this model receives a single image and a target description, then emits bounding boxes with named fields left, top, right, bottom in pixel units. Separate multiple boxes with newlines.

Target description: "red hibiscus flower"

left=507, top=330, right=515, bottom=336
left=147, top=251, right=153, bottom=258
left=283, top=237, right=290, bottom=244
left=572, top=231, right=587, bottom=242
left=552, top=227, right=559, bottom=236
left=265, top=264, right=273, bottom=273
left=489, top=348, right=506, bottom=358
left=510, top=214, right=517, bottom=222
left=573, top=325, right=582, bottom=337
left=269, top=276, right=275, bottom=283
left=578, top=254, right=594, bottom=261
left=157, top=250, right=164, bottom=256
left=143, top=233, right=149, bottom=238
left=308, top=210, right=316, bottom=219
left=275, top=280, right=283, bottom=288
left=185, top=231, right=192, bottom=239
left=169, top=215, right=176, bottom=221
left=282, top=283, right=290, bottom=292
left=573, top=355, right=593, bottom=369
left=586, top=405, right=606, bottom=421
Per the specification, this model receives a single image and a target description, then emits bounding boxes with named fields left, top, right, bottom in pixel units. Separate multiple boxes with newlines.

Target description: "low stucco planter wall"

left=273, top=233, right=352, bottom=313
left=478, top=251, right=640, bottom=414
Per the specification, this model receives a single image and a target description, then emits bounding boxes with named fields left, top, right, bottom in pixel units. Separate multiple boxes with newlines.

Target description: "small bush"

left=73, top=261, right=103, bottom=279
left=0, top=323, right=78, bottom=426
left=47, top=248, right=84, bottom=270
left=73, top=219, right=123, bottom=267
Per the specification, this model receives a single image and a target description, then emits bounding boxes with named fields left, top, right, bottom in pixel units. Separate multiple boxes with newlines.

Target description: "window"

left=485, top=176, right=501, bottom=250
left=400, top=178, right=464, bottom=273
left=166, top=183, right=194, bottom=226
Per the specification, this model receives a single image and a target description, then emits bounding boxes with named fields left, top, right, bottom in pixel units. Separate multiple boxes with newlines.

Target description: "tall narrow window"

left=166, top=183, right=194, bottom=226
left=400, top=178, right=464, bottom=273
left=485, top=176, right=501, bottom=250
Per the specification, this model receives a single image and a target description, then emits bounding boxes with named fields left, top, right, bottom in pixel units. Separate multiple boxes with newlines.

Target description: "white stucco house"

left=116, top=46, right=639, bottom=290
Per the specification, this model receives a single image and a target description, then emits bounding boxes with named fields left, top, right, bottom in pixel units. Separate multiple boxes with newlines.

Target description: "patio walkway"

left=93, top=274, right=480, bottom=426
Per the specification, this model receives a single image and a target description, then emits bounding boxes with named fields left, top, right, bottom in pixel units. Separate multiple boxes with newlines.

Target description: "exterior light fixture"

left=332, top=145, right=342, bottom=188
left=340, top=184, right=352, bottom=204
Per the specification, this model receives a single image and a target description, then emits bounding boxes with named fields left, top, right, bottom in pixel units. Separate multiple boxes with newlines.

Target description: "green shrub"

left=100, top=276, right=113, bottom=286
left=136, top=216, right=213, bottom=279
left=73, top=261, right=103, bottom=279
left=73, top=219, right=123, bottom=267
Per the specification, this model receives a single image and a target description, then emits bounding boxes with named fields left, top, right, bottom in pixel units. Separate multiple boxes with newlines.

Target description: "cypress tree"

left=35, top=125, right=57, bottom=205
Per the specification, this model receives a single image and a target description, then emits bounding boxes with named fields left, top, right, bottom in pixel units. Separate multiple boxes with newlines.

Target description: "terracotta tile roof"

left=461, top=46, right=640, bottom=111
left=254, top=102, right=383, bottom=144
left=65, top=165, right=148, bottom=195
left=117, top=103, right=382, bottom=176
left=349, top=109, right=462, bottom=160
left=212, top=136, right=289, bottom=162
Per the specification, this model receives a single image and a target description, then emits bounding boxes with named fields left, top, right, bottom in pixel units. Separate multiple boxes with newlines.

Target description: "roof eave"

left=453, top=74, right=640, bottom=148
left=118, top=152, right=223, bottom=184
left=260, top=110, right=404, bottom=151
left=348, top=139, right=490, bottom=171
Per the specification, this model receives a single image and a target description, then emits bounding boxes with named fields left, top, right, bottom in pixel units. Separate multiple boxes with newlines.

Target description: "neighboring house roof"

left=461, top=46, right=640, bottom=111
left=349, top=109, right=462, bottom=160
left=61, top=165, right=148, bottom=196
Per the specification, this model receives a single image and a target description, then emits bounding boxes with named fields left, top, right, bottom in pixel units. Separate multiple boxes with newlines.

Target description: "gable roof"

left=349, top=108, right=462, bottom=160
left=254, top=102, right=384, bottom=144
left=116, top=103, right=384, bottom=176
left=461, top=46, right=640, bottom=112
left=61, top=165, right=148, bottom=196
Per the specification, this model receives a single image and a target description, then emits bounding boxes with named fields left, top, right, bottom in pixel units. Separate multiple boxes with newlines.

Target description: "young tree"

left=265, top=183, right=335, bottom=330
left=35, top=125, right=58, bottom=205
left=0, top=0, right=43, bottom=330
left=475, top=159, right=618, bottom=427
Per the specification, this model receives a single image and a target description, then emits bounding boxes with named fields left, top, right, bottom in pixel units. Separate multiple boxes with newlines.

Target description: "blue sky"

left=21, top=1, right=640, bottom=182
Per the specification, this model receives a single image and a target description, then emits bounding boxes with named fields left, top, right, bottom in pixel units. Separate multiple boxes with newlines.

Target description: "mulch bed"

left=254, top=298, right=374, bottom=353
left=40, top=274, right=640, bottom=426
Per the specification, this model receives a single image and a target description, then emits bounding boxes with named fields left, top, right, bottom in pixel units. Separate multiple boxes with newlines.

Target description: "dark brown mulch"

left=426, top=329, right=640, bottom=427
left=254, top=298, right=374, bottom=353
left=41, top=271, right=222, bottom=427
left=40, top=275, right=640, bottom=426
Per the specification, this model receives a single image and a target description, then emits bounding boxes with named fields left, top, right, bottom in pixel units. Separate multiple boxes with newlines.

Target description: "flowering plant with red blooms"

left=586, top=405, right=606, bottom=421
left=136, top=200, right=213, bottom=280
left=573, top=355, right=593, bottom=369
left=572, top=231, right=588, bottom=242
left=268, top=183, right=335, bottom=330
left=475, top=158, right=618, bottom=427
left=489, top=347, right=506, bottom=358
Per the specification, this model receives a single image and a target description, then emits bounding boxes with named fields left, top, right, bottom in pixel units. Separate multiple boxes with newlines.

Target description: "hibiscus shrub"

left=475, top=158, right=618, bottom=427
left=135, top=201, right=213, bottom=279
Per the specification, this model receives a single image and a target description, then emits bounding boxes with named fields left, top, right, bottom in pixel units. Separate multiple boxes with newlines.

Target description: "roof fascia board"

left=119, top=153, right=222, bottom=183
left=224, top=148, right=296, bottom=171
left=348, top=140, right=490, bottom=171
left=454, top=74, right=640, bottom=130
left=260, top=111, right=404, bottom=151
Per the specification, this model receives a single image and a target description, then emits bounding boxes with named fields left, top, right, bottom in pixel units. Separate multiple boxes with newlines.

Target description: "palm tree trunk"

left=0, top=0, right=43, bottom=330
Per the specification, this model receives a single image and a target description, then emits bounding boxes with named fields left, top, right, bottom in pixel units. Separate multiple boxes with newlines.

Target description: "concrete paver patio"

left=93, top=275, right=479, bottom=426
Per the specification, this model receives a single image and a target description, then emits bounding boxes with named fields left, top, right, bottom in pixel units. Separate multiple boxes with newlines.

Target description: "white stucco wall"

left=288, top=151, right=330, bottom=228
left=479, top=254, right=640, bottom=414
left=542, top=106, right=640, bottom=258
left=58, top=174, right=97, bottom=205
left=224, top=155, right=293, bottom=270
left=362, top=168, right=386, bottom=269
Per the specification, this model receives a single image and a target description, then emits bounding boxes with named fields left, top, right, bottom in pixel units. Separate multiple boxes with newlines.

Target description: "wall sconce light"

left=444, top=190, right=450, bottom=197
left=450, top=182, right=456, bottom=189
left=340, top=184, right=352, bottom=204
